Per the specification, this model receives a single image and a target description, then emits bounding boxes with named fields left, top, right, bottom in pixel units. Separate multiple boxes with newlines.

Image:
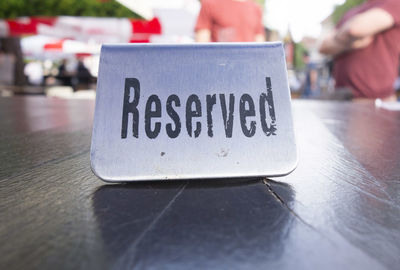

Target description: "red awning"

left=0, top=16, right=161, bottom=43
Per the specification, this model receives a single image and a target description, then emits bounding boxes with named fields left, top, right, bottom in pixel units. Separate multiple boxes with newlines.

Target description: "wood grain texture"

left=0, top=97, right=399, bottom=270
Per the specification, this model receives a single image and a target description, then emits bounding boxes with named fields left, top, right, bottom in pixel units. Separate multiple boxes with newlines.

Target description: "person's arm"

left=319, top=8, right=395, bottom=56
left=310, top=69, right=318, bottom=90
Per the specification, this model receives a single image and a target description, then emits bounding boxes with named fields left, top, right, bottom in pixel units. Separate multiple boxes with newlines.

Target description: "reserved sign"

left=91, top=43, right=297, bottom=181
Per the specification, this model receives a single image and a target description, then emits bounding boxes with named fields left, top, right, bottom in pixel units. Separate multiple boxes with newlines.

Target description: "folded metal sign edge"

left=91, top=42, right=297, bottom=182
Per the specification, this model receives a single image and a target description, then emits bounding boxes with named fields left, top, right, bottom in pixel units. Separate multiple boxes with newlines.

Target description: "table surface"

left=0, top=96, right=399, bottom=270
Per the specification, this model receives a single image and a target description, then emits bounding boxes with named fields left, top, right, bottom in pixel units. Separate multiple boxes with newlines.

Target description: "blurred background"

left=0, top=0, right=393, bottom=100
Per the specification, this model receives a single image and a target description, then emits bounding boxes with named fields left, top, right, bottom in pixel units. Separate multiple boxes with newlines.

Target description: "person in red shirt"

left=319, top=0, right=400, bottom=101
left=195, top=0, right=265, bottom=42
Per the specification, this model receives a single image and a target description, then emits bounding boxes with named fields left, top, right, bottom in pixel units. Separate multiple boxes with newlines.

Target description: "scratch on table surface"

left=263, top=178, right=317, bottom=231
left=113, top=182, right=188, bottom=269
left=113, top=216, right=154, bottom=230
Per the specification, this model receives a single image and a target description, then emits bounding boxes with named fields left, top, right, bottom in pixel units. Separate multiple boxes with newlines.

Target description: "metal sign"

left=91, top=43, right=297, bottom=182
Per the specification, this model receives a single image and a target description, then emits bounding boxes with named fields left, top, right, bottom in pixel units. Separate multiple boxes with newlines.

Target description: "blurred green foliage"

left=254, top=0, right=265, bottom=7
left=0, top=0, right=140, bottom=19
left=294, top=42, right=306, bottom=70
left=332, top=0, right=366, bottom=24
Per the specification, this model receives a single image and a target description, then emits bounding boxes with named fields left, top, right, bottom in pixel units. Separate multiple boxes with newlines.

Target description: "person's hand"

left=195, top=29, right=211, bottom=42
left=351, top=36, right=374, bottom=49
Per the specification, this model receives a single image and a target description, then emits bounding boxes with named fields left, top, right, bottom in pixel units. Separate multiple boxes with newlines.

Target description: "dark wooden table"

left=1, top=96, right=399, bottom=270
